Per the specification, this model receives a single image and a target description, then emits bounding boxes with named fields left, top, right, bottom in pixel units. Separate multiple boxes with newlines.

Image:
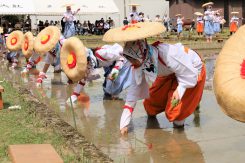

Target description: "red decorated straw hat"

left=6, top=30, right=24, bottom=51
left=34, top=26, right=61, bottom=55
left=103, top=22, right=166, bottom=42
left=22, top=32, right=34, bottom=59
left=60, top=37, right=87, bottom=82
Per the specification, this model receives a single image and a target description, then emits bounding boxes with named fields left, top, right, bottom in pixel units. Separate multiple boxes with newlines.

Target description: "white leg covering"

left=173, top=119, right=185, bottom=127
left=67, top=82, right=85, bottom=103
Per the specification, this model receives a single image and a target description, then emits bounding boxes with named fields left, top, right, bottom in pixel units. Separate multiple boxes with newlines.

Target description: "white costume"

left=196, top=16, right=204, bottom=24
left=69, top=44, right=132, bottom=103
left=129, top=11, right=140, bottom=23
left=120, top=42, right=203, bottom=130
left=230, top=16, right=239, bottom=25
left=63, top=11, right=77, bottom=38
left=213, top=14, right=221, bottom=33
left=204, top=10, right=215, bottom=36
left=177, top=17, right=183, bottom=33
left=22, top=52, right=41, bottom=73
left=37, top=36, right=66, bottom=84
left=44, top=36, right=65, bottom=71
left=6, top=50, right=21, bottom=68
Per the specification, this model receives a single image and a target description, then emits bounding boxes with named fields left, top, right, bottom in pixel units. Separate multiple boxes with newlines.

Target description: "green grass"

left=0, top=80, right=77, bottom=163
left=76, top=27, right=231, bottom=49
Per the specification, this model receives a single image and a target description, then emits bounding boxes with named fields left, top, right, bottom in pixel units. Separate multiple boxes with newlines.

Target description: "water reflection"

left=193, top=108, right=201, bottom=127
left=144, top=117, right=204, bottom=163
left=0, top=55, right=208, bottom=162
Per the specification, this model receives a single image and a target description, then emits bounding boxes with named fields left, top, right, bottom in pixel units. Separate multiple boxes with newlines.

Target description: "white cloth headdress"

left=123, top=40, right=157, bottom=86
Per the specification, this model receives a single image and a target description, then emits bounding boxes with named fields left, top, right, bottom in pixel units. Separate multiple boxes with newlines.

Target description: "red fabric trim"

left=158, top=55, right=166, bottom=66
left=78, top=81, right=86, bottom=86
left=34, top=56, right=41, bottom=64
left=26, top=64, right=32, bottom=70
left=95, top=52, right=107, bottom=61
left=113, top=66, right=120, bottom=70
left=123, top=105, right=134, bottom=113
left=37, top=78, right=43, bottom=83
left=38, top=74, right=46, bottom=79
left=59, top=39, right=64, bottom=47
left=152, top=41, right=167, bottom=66
left=72, top=92, right=80, bottom=97
left=152, top=41, right=162, bottom=47
left=95, top=47, right=102, bottom=51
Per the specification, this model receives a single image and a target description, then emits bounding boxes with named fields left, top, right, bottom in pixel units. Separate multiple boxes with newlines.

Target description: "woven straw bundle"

left=214, top=25, right=245, bottom=122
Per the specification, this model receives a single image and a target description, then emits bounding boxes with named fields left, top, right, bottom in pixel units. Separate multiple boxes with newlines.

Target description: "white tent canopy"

left=0, top=0, right=36, bottom=15
left=0, top=0, right=119, bottom=15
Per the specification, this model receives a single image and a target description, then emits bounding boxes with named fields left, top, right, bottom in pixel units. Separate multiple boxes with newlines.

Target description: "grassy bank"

left=0, top=80, right=77, bottom=163
left=78, top=28, right=229, bottom=49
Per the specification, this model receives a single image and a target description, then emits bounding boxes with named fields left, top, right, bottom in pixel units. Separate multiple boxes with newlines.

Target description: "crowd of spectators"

left=37, top=17, right=115, bottom=35
left=0, top=16, right=115, bottom=36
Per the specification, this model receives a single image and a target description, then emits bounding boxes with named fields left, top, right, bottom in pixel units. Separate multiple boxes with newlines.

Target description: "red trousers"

left=144, top=65, right=206, bottom=122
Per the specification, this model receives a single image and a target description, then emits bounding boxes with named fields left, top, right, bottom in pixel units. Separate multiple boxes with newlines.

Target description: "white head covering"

left=86, top=48, right=97, bottom=68
left=123, top=40, right=158, bottom=85
left=123, top=40, right=147, bottom=63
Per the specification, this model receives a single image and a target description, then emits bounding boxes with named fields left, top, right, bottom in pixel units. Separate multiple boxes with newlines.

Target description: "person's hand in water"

left=120, top=106, right=133, bottom=135
left=108, top=68, right=119, bottom=80
left=171, top=89, right=180, bottom=108
left=121, top=126, right=128, bottom=135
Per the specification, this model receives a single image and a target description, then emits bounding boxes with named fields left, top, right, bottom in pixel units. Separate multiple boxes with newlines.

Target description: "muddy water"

left=2, top=51, right=245, bottom=163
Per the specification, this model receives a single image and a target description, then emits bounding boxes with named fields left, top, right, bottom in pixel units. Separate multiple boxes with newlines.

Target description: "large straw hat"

left=62, top=4, right=75, bottom=8
left=128, top=3, right=140, bottom=6
left=194, top=12, right=203, bottom=16
left=34, top=26, right=61, bottom=55
left=22, top=32, right=34, bottom=59
left=202, top=2, right=214, bottom=8
left=60, top=37, right=87, bottom=82
left=103, top=22, right=166, bottom=42
left=6, top=30, right=24, bottom=51
left=231, top=11, right=239, bottom=14
left=214, top=25, right=245, bottom=122
left=175, top=14, right=182, bottom=17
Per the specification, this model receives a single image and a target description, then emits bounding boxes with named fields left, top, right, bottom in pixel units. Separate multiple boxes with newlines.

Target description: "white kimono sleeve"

left=101, top=43, right=123, bottom=61
left=114, top=56, right=125, bottom=70
left=166, top=46, right=199, bottom=99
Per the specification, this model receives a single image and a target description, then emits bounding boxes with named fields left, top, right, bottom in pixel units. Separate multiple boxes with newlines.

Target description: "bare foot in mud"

left=120, top=127, right=128, bottom=135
